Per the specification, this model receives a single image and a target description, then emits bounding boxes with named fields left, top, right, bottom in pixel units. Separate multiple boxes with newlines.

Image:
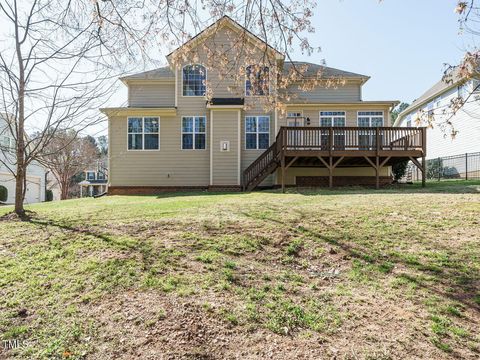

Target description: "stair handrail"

left=242, top=128, right=284, bottom=189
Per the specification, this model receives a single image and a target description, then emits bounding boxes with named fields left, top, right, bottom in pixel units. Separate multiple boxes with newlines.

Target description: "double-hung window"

left=246, top=65, right=269, bottom=96
left=357, top=111, right=384, bottom=150
left=320, top=111, right=346, bottom=150
left=128, top=117, right=160, bottom=150
left=86, top=171, right=95, bottom=181
left=183, top=64, right=206, bottom=96
left=245, top=116, right=270, bottom=149
left=182, top=116, right=206, bottom=149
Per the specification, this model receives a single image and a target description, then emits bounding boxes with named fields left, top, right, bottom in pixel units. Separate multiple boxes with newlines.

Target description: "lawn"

left=1, top=181, right=479, bottom=359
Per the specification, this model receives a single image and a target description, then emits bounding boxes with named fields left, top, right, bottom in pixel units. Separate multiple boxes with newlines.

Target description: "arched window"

left=183, top=64, right=206, bottom=96
left=246, top=65, right=269, bottom=96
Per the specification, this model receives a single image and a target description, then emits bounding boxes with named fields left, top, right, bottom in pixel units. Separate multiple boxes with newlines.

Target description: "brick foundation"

left=295, top=176, right=393, bottom=187
left=108, top=185, right=242, bottom=195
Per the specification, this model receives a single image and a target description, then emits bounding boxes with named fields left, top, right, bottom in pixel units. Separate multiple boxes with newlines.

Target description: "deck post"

left=329, top=156, right=333, bottom=188
left=375, top=156, right=380, bottom=190
left=422, top=155, right=426, bottom=188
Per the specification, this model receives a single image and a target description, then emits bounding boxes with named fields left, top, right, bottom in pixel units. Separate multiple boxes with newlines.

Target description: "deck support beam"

left=409, top=156, right=426, bottom=188
left=363, top=156, right=391, bottom=189
left=318, top=156, right=344, bottom=188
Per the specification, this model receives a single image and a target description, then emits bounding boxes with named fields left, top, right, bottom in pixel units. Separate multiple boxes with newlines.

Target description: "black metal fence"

left=406, top=152, right=480, bottom=182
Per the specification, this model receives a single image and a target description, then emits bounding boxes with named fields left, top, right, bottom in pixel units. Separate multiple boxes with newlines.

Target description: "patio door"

left=319, top=111, right=346, bottom=150
left=286, top=112, right=304, bottom=149
left=357, top=111, right=384, bottom=150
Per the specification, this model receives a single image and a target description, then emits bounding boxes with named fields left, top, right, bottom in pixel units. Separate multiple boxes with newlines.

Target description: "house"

left=101, top=16, right=426, bottom=193
left=78, top=159, right=108, bottom=197
left=394, top=69, right=480, bottom=159
left=0, top=114, right=47, bottom=204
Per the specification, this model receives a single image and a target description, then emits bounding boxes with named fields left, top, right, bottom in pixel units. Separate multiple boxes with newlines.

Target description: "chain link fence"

left=405, top=152, right=480, bottom=182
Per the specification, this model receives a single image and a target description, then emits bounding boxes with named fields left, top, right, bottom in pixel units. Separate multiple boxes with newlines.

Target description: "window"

left=86, top=171, right=95, bottom=181
left=357, top=111, right=384, bottom=150
left=245, top=116, right=270, bottom=149
left=357, top=111, right=384, bottom=127
left=287, top=112, right=302, bottom=118
left=405, top=114, right=412, bottom=127
left=183, top=64, right=206, bottom=96
left=246, top=65, right=269, bottom=96
left=128, top=117, right=159, bottom=150
left=182, top=116, right=206, bottom=149
left=97, top=172, right=105, bottom=180
left=320, top=111, right=346, bottom=149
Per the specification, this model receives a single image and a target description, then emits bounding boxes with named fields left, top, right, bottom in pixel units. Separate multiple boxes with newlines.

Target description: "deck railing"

left=280, top=126, right=426, bottom=152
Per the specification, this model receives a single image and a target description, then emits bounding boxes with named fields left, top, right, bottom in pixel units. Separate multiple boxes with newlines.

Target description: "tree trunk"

left=14, top=3, right=26, bottom=215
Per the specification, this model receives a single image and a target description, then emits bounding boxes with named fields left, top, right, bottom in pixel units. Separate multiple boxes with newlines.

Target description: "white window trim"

left=181, top=115, right=207, bottom=150
left=245, top=115, right=270, bottom=150
left=181, top=64, right=207, bottom=97
left=356, top=111, right=384, bottom=127
left=319, top=111, right=346, bottom=127
left=127, top=116, right=161, bottom=151
left=245, top=65, right=270, bottom=97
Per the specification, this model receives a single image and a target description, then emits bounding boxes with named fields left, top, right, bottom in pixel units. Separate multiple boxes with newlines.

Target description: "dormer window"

left=246, top=65, right=269, bottom=96
left=183, top=64, right=206, bottom=96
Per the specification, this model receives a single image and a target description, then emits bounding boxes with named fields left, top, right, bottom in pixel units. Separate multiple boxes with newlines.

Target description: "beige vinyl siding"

left=109, top=115, right=210, bottom=186
left=176, top=26, right=278, bottom=99
left=211, top=110, right=239, bottom=185
left=241, top=105, right=275, bottom=185
left=284, top=82, right=361, bottom=103
left=278, top=105, right=392, bottom=128
left=128, top=83, right=175, bottom=107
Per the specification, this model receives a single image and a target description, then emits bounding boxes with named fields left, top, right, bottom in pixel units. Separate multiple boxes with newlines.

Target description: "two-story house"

left=102, top=16, right=426, bottom=193
left=394, top=68, right=480, bottom=159
left=78, top=159, right=108, bottom=197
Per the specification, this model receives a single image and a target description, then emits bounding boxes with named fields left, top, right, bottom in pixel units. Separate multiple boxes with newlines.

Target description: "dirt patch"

left=82, top=290, right=463, bottom=360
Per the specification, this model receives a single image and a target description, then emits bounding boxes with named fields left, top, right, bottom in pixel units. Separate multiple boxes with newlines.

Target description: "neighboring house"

left=394, top=69, right=480, bottom=159
left=0, top=114, right=47, bottom=204
left=102, top=16, right=426, bottom=192
left=79, top=159, right=108, bottom=197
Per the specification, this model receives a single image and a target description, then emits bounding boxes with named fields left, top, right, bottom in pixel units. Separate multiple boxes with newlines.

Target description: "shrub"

left=392, top=160, right=409, bottom=182
left=46, top=189, right=53, bottom=202
left=0, top=185, right=7, bottom=202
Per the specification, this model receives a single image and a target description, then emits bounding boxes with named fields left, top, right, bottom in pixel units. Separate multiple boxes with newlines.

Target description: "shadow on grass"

left=25, top=216, right=159, bottom=272
left=242, top=211, right=480, bottom=312
left=141, top=181, right=480, bottom=199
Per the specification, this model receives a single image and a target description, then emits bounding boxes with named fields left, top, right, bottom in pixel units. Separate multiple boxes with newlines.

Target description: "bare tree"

left=40, top=130, right=98, bottom=200
left=0, top=0, right=323, bottom=215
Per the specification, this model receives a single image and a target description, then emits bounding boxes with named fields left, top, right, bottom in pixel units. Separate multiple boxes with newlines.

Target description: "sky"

left=304, top=0, right=470, bottom=103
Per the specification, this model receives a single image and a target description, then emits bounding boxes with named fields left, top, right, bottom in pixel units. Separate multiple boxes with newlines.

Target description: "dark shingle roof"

left=282, top=61, right=369, bottom=80
left=121, top=66, right=174, bottom=81
left=121, top=62, right=369, bottom=82
left=208, top=98, right=244, bottom=106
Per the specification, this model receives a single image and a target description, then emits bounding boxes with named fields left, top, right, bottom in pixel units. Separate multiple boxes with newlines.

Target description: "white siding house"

left=0, top=114, right=47, bottom=204
left=395, top=74, right=480, bottom=159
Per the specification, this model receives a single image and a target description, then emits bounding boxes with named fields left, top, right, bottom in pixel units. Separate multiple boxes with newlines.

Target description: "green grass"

left=0, top=180, right=479, bottom=358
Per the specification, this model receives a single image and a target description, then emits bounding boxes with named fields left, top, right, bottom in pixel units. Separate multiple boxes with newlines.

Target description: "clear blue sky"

left=302, top=0, right=470, bottom=104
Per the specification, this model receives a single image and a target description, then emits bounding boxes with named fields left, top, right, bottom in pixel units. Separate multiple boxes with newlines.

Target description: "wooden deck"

left=243, top=126, right=427, bottom=191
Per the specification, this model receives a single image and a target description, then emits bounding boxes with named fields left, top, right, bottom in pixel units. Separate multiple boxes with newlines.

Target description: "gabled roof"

left=167, top=15, right=284, bottom=61
left=395, top=67, right=466, bottom=125
left=283, top=61, right=370, bottom=81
